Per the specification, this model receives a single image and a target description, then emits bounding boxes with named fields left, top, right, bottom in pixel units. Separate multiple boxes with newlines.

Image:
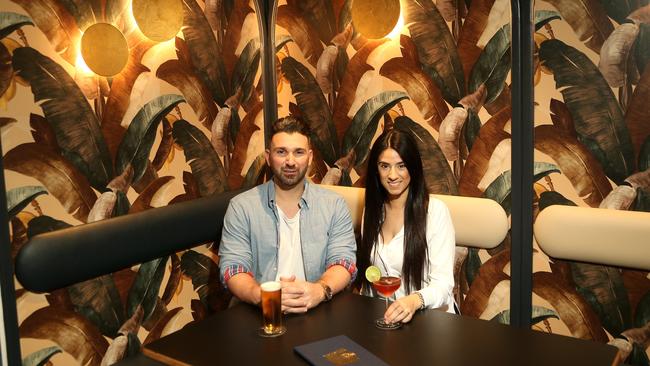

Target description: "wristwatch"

left=319, top=280, right=333, bottom=301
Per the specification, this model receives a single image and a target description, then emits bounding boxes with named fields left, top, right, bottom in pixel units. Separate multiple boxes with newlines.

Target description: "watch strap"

left=318, top=280, right=333, bottom=301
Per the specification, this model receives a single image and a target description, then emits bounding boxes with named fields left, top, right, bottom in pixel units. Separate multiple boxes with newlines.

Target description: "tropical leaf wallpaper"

left=0, top=0, right=648, bottom=365
left=1, top=0, right=264, bottom=364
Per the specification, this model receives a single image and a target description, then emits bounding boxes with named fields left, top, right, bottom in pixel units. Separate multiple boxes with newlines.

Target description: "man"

left=219, top=116, right=357, bottom=313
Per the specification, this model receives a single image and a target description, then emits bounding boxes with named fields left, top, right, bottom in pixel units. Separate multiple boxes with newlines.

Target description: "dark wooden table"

left=116, top=292, right=621, bottom=366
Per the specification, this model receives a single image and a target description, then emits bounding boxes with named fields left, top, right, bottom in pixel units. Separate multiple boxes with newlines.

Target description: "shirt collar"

left=266, top=179, right=311, bottom=210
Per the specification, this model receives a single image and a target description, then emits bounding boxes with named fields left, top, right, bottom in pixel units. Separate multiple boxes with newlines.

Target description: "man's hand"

left=279, top=276, right=325, bottom=313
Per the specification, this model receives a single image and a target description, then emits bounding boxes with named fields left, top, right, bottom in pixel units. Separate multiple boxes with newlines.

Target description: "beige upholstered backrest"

left=534, top=205, right=650, bottom=270
left=321, top=185, right=508, bottom=249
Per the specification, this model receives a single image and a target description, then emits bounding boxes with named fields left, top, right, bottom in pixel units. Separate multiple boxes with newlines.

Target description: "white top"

left=369, top=198, right=456, bottom=313
left=275, top=206, right=306, bottom=281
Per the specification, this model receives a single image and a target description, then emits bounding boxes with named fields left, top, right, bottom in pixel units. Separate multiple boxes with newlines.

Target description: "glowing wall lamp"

left=80, top=23, right=129, bottom=77
left=131, top=0, right=184, bottom=42
left=351, top=0, right=401, bottom=39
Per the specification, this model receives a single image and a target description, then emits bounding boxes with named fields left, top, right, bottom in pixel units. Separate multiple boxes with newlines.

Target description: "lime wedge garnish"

left=365, top=265, right=381, bottom=283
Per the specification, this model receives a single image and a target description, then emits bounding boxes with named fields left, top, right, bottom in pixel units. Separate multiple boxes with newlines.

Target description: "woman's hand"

left=384, top=293, right=421, bottom=324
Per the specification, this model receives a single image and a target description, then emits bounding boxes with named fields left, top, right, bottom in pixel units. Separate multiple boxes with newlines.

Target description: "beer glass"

left=259, top=281, right=286, bottom=337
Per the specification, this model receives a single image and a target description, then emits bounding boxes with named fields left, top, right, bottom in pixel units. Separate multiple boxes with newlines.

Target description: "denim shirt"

left=219, top=180, right=357, bottom=286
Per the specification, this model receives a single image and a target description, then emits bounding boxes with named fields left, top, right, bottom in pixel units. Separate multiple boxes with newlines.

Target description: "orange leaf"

left=228, top=102, right=263, bottom=189
left=625, top=65, right=650, bottom=162
left=457, top=0, right=497, bottom=82
left=332, top=39, right=387, bottom=141
left=20, top=306, right=109, bottom=365
left=533, top=271, right=609, bottom=342
left=535, top=125, right=612, bottom=207
left=4, top=143, right=97, bottom=222
left=459, top=107, right=511, bottom=197
left=460, top=249, right=510, bottom=318
left=380, top=57, right=448, bottom=131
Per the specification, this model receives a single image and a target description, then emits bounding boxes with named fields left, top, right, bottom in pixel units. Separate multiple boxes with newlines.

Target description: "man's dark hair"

left=271, top=116, right=311, bottom=139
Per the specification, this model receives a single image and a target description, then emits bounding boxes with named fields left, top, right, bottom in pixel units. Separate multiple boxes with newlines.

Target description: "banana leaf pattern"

left=1, top=0, right=649, bottom=364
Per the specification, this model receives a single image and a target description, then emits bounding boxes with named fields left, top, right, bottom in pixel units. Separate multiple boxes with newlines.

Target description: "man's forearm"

left=227, top=273, right=262, bottom=305
left=319, top=265, right=352, bottom=295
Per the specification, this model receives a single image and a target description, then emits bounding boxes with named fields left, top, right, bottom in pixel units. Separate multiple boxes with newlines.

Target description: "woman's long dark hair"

left=358, top=128, right=429, bottom=293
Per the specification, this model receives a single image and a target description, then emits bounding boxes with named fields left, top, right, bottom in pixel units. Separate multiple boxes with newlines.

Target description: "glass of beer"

left=259, top=281, right=286, bottom=337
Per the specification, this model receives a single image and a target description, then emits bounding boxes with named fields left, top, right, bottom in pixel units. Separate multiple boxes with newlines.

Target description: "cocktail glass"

left=372, top=276, right=402, bottom=330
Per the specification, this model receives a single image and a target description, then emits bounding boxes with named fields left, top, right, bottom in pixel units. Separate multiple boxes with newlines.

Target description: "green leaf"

left=465, top=248, right=481, bottom=287
left=469, top=24, right=511, bottom=104
left=490, top=306, right=559, bottom=325
left=639, top=129, right=650, bottom=172
left=22, top=346, right=62, bottom=366
left=635, top=290, right=650, bottom=327
left=182, top=0, right=229, bottom=105
left=26, top=215, right=71, bottom=238
left=538, top=191, right=578, bottom=212
left=231, top=38, right=260, bottom=106
left=172, top=120, right=228, bottom=196
left=111, top=190, right=131, bottom=217
left=181, top=250, right=231, bottom=312
left=483, top=162, right=560, bottom=214
left=404, top=0, right=465, bottom=104
left=534, top=10, right=561, bottom=30
left=570, top=263, right=633, bottom=337
left=394, top=116, right=458, bottom=195
left=341, top=91, right=409, bottom=167
left=67, top=275, right=126, bottom=337
left=12, top=47, right=113, bottom=190
left=627, top=344, right=650, bottom=366
left=632, top=188, right=650, bottom=212
left=6, top=186, right=47, bottom=220
left=540, top=39, right=634, bottom=183
left=115, top=94, right=185, bottom=183
left=242, top=154, right=266, bottom=190
left=281, top=56, right=338, bottom=165
left=127, top=257, right=168, bottom=324
left=0, top=12, right=33, bottom=39
left=275, top=35, right=293, bottom=52
left=464, top=110, right=482, bottom=151
left=599, top=0, right=649, bottom=25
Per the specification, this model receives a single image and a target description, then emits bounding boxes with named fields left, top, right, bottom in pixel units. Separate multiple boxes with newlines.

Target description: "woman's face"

left=377, top=148, right=411, bottom=200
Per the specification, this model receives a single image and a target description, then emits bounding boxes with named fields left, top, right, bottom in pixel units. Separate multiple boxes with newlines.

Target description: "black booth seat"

left=16, top=190, right=242, bottom=294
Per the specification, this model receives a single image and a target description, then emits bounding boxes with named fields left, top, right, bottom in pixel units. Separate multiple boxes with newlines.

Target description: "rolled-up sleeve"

left=325, top=197, right=358, bottom=281
left=218, top=200, right=254, bottom=286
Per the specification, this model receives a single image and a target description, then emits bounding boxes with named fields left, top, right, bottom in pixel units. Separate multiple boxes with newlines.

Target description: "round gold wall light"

left=80, top=23, right=128, bottom=77
left=351, top=0, right=401, bottom=39
left=132, top=0, right=184, bottom=42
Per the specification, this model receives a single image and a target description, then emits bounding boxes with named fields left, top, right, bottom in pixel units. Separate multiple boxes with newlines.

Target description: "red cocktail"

left=372, top=276, right=402, bottom=330
left=372, top=277, right=401, bottom=297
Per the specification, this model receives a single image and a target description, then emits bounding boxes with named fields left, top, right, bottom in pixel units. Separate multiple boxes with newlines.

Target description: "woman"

left=359, top=128, right=456, bottom=324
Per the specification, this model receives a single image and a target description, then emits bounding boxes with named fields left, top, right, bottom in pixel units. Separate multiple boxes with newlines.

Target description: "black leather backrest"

left=15, top=190, right=242, bottom=293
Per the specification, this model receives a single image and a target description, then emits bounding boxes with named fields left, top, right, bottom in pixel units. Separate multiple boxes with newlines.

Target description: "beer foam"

left=260, top=281, right=281, bottom=291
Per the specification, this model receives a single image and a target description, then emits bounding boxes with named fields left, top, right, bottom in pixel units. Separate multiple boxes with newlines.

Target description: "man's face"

left=265, top=132, right=313, bottom=189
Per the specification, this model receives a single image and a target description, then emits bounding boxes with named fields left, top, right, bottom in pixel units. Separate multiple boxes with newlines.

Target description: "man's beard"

left=272, top=165, right=308, bottom=189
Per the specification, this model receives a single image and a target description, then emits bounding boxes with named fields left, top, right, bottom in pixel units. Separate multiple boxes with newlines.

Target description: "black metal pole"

left=510, top=0, right=534, bottom=329
left=253, top=0, right=279, bottom=150
left=0, top=137, right=22, bottom=364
